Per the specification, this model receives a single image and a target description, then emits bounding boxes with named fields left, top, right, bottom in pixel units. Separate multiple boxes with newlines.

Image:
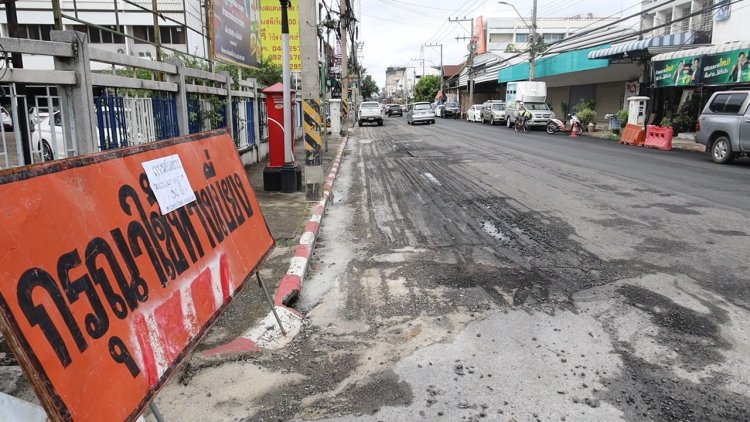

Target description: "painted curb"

left=201, top=136, right=349, bottom=357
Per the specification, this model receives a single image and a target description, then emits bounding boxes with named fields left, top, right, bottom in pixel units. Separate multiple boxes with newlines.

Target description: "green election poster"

left=702, top=49, right=750, bottom=85
left=653, top=56, right=701, bottom=87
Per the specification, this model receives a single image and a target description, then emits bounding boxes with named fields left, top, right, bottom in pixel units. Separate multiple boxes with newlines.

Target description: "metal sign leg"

left=256, top=272, right=287, bottom=336
left=150, top=402, right=165, bottom=422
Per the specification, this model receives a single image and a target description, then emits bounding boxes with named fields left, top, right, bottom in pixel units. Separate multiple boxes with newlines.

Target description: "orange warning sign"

left=0, top=130, right=274, bottom=421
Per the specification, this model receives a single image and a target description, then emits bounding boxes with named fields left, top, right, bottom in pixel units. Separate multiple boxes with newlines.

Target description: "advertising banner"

left=260, top=0, right=302, bottom=72
left=702, top=49, right=750, bottom=85
left=474, top=17, right=486, bottom=55
left=0, top=131, right=274, bottom=421
left=213, top=0, right=263, bottom=69
left=653, top=55, right=702, bottom=87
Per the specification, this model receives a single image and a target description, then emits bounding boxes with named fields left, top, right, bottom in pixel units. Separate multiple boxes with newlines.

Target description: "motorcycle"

left=546, top=113, right=582, bottom=135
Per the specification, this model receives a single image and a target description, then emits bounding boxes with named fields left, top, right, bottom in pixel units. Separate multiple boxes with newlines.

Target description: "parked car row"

left=465, top=100, right=508, bottom=125
left=395, top=90, right=750, bottom=166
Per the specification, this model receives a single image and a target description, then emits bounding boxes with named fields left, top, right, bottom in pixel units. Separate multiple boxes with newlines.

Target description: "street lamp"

left=498, top=0, right=538, bottom=80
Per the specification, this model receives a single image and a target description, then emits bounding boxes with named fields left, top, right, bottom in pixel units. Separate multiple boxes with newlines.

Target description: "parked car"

left=387, top=104, right=402, bottom=117
left=481, top=100, right=506, bottom=125
left=434, top=104, right=444, bottom=117
left=407, top=102, right=435, bottom=125
left=696, top=90, right=750, bottom=164
left=441, top=101, right=460, bottom=118
left=358, top=101, right=383, bottom=126
left=466, top=104, right=483, bottom=122
left=30, top=110, right=66, bottom=161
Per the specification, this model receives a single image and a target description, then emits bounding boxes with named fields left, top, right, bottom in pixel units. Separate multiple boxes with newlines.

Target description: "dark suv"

left=388, top=104, right=402, bottom=117
left=441, top=101, right=460, bottom=118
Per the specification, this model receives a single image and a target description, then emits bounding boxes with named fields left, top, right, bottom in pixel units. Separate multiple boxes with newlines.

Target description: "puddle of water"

left=481, top=220, right=510, bottom=242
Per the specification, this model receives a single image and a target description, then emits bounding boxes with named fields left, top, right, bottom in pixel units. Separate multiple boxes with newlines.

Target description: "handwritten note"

left=142, top=154, right=196, bottom=214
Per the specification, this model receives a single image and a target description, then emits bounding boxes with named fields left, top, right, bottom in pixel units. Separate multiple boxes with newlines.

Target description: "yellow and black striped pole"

left=303, top=98, right=323, bottom=166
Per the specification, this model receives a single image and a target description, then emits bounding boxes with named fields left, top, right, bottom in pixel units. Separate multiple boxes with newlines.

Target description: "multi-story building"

left=0, top=0, right=202, bottom=70
left=485, top=15, right=620, bottom=55
left=639, top=0, right=713, bottom=44
left=385, top=66, right=406, bottom=102
left=634, top=0, right=750, bottom=128
left=452, top=14, right=633, bottom=115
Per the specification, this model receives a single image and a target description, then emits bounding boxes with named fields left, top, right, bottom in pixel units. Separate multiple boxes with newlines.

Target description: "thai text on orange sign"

left=0, top=130, right=274, bottom=421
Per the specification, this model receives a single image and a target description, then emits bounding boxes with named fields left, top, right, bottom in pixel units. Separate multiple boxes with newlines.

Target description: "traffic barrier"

left=620, top=123, right=646, bottom=146
left=644, top=125, right=673, bottom=151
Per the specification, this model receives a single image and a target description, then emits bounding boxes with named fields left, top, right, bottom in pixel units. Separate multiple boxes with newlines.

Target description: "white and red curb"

left=202, top=137, right=349, bottom=357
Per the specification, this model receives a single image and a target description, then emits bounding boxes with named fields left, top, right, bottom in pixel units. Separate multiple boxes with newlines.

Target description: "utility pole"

left=530, top=0, right=538, bottom=80
left=449, top=17, right=475, bottom=108
left=279, top=0, right=298, bottom=193
left=152, top=0, right=162, bottom=62
left=420, top=46, right=425, bottom=77
left=339, top=0, right=349, bottom=136
left=299, top=0, right=323, bottom=199
left=499, top=0, right=537, bottom=80
left=425, top=42, right=443, bottom=95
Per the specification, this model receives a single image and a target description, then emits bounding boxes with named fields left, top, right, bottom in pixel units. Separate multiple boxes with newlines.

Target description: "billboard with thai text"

left=260, top=0, right=302, bottom=72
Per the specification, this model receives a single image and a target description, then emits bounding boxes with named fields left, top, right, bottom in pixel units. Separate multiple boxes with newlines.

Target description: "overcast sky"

left=358, top=0, right=642, bottom=89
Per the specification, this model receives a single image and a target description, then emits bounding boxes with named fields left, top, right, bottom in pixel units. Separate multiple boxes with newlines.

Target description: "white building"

left=485, top=15, right=620, bottom=55
left=0, top=0, right=207, bottom=70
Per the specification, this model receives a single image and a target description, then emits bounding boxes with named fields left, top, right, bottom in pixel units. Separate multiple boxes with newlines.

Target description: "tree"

left=413, top=75, right=441, bottom=102
left=241, top=58, right=282, bottom=87
left=361, top=75, right=379, bottom=99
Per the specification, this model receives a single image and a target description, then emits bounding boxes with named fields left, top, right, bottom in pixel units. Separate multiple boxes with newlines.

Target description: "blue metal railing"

left=94, top=95, right=128, bottom=150
left=153, top=96, right=179, bottom=140
left=246, top=100, right=256, bottom=145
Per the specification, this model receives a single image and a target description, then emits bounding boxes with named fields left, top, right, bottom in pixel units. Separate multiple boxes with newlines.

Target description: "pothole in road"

left=480, top=220, right=510, bottom=242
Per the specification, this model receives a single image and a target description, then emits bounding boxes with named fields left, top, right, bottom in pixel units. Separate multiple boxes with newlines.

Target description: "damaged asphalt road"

left=155, top=118, right=750, bottom=421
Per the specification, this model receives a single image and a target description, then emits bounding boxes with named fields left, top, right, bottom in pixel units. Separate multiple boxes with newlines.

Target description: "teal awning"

left=499, top=46, right=611, bottom=83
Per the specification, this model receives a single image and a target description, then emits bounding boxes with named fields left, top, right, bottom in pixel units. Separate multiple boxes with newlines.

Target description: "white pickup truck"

left=358, top=101, right=383, bottom=127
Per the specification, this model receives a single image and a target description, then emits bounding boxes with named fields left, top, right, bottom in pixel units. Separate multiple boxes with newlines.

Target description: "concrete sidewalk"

left=194, top=130, right=348, bottom=357
left=0, top=130, right=350, bottom=418
left=584, top=129, right=706, bottom=153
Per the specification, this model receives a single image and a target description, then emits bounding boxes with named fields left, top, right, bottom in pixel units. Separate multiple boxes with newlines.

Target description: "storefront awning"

left=499, top=46, right=610, bottom=83
left=587, top=31, right=697, bottom=60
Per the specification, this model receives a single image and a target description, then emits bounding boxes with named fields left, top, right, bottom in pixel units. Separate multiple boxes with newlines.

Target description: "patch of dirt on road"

left=599, top=351, right=750, bottom=421
left=618, top=284, right=730, bottom=369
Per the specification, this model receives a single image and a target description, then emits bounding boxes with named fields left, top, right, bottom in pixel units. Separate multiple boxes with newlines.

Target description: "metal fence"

left=0, top=31, right=265, bottom=170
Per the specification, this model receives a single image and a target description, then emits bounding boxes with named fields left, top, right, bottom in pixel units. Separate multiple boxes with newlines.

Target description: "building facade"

left=0, top=0, right=201, bottom=70
left=485, top=15, right=620, bottom=55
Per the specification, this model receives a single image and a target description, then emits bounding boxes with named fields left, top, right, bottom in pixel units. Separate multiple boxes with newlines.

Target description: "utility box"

left=627, top=96, right=650, bottom=126
left=263, top=83, right=301, bottom=192
left=329, top=99, right=341, bottom=135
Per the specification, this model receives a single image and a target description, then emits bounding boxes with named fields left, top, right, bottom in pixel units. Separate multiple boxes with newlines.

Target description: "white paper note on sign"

left=141, top=154, right=197, bottom=214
